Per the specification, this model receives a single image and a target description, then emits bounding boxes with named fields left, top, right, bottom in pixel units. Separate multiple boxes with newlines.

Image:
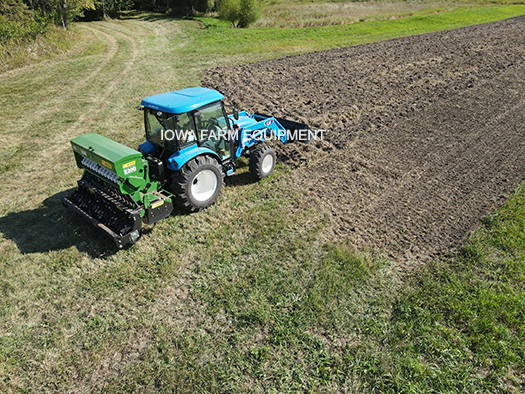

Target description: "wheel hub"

left=191, top=169, right=218, bottom=202
left=262, top=154, right=274, bottom=174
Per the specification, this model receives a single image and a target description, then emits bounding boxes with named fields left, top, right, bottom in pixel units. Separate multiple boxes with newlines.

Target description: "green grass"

left=188, top=5, right=525, bottom=66
left=361, top=186, right=525, bottom=392
left=109, top=181, right=525, bottom=393
left=1, top=4, right=525, bottom=392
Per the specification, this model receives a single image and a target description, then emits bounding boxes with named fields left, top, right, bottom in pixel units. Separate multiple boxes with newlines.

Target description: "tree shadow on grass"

left=0, top=188, right=118, bottom=257
left=118, top=10, right=207, bottom=27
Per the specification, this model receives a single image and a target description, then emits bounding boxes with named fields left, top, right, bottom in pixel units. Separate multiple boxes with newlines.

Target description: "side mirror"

left=194, top=111, right=202, bottom=118
left=233, top=108, right=239, bottom=120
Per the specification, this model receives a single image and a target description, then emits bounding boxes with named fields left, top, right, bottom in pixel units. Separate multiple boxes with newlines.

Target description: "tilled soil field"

left=203, top=16, right=525, bottom=265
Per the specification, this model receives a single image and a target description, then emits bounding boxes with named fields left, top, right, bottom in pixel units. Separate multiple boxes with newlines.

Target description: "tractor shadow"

left=0, top=166, right=258, bottom=256
left=224, top=158, right=257, bottom=187
left=0, top=189, right=119, bottom=257
left=225, top=171, right=256, bottom=187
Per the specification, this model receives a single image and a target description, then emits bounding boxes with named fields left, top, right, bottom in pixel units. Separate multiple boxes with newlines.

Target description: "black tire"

left=171, top=155, right=224, bottom=212
left=249, top=145, right=276, bottom=180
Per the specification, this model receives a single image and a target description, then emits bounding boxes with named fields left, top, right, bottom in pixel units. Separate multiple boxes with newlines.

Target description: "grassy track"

left=1, top=5, right=525, bottom=392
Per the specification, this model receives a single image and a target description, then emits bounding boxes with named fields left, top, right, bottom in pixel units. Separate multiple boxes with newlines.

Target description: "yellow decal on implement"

left=102, top=160, right=113, bottom=169
left=123, top=160, right=136, bottom=169
left=151, top=201, right=164, bottom=209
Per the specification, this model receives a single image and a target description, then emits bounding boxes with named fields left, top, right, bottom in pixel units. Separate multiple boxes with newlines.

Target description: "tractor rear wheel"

left=171, top=155, right=224, bottom=212
left=249, top=144, right=276, bottom=180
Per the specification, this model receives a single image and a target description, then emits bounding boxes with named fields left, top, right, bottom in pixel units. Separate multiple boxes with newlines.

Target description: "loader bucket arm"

left=252, top=113, right=311, bottom=143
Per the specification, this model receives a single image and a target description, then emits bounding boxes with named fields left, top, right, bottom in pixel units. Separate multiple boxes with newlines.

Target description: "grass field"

left=255, top=1, right=465, bottom=28
left=255, top=0, right=525, bottom=28
left=1, top=4, right=525, bottom=392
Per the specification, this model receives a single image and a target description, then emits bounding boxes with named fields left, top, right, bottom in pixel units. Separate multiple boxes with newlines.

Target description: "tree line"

left=1, top=0, right=260, bottom=41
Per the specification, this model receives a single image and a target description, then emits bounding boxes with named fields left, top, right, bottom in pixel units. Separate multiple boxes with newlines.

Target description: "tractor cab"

left=139, top=87, right=233, bottom=165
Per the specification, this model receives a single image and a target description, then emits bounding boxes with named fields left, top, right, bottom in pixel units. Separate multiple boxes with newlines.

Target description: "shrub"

left=0, top=0, right=48, bottom=43
left=218, top=0, right=260, bottom=28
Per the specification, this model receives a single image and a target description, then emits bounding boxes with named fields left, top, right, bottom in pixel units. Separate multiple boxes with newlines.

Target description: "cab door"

left=194, top=101, right=233, bottom=162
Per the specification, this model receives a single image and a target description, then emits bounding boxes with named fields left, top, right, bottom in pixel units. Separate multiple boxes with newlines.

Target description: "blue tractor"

left=63, top=87, right=310, bottom=247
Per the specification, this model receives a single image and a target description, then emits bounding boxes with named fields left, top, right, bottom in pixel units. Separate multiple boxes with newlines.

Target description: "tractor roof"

left=141, top=87, right=224, bottom=114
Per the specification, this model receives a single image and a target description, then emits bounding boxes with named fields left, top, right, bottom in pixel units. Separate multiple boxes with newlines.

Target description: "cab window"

left=194, top=102, right=231, bottom=161
left=145, top=109, right=196, bottom=152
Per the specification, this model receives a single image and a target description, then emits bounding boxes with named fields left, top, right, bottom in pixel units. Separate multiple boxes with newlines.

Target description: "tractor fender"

left=166, top=145, right=221, bottom=171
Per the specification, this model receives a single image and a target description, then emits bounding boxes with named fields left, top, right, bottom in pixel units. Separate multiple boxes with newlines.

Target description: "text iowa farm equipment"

left=63, top=87, right=310, bottom=248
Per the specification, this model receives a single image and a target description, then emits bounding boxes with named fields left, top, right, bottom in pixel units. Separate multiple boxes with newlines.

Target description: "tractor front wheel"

left=171, top=156, right=224, bottom=212
left=249, top=144, right=276, bottom=180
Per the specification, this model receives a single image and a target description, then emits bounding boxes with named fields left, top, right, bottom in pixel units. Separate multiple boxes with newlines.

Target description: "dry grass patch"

left=255, top=1, right=465, bottom=27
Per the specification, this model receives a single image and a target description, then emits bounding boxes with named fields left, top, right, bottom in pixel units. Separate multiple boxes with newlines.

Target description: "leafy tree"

left=168, top=0, right=210, bottom=15
left=92, top=0, right=134, bottom=19
left=0, top=0, right=47, bottom=40
left=104, top=0, right=135, bottom=17
left=0, top=0, right=31, bottom=20
left=218, top=0, right=259, bottom=28
left=237, top=0, right=259, bottom=27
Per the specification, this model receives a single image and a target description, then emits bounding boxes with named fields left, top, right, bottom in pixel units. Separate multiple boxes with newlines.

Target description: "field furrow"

left=203, top=15, right=525, bottom=263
